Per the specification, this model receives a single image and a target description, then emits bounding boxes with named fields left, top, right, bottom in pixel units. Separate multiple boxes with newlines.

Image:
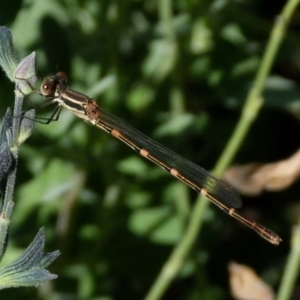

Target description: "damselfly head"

left=40, top=72, right=68, bottom=97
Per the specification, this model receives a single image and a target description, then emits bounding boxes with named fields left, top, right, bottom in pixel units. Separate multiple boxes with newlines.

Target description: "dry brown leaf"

left=223, top=149, right=300, bottom=196
left=228, top=262, right=274, bottom=300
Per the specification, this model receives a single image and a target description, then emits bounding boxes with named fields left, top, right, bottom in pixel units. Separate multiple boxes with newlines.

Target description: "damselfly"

left=36, top=72, right=281, bottom=245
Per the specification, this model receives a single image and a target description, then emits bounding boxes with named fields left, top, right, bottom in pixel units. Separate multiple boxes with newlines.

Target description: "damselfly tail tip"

left=261, top=228, right=282, bottom=245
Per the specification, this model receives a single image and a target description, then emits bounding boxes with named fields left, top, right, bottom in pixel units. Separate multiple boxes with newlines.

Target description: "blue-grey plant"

left=0, top=26, right=59, bottom=289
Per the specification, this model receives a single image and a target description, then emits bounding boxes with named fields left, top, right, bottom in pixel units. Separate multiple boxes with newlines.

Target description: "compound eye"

left=40, top=79, right=56, bottom=97
left=55, top=72, right=68, bottom=85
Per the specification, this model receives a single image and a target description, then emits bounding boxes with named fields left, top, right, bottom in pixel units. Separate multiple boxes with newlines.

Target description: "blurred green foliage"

left=1, top=0, right=300, bottom=299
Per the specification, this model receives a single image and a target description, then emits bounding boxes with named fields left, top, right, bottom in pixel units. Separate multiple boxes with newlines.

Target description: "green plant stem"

left=145, top=195, right=208, bottom=300
left=217, top=0, right=300, bottom=174
left=276, top=219, right=300, bottom=300
left=144, top=0, right=300, bottom=299
left=158, top=0, right=175, bottom=41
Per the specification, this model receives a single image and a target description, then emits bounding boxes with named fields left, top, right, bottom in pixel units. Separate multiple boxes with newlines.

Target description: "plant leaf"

left=0, top=228, right=60, bottom=289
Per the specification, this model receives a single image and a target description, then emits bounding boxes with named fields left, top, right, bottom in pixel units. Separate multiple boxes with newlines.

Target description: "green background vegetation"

left=1, top=0, right=300, bottom=299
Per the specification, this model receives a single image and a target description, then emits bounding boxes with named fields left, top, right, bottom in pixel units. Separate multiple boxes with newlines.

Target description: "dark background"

left=1, top=0, right=300, bottom=299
